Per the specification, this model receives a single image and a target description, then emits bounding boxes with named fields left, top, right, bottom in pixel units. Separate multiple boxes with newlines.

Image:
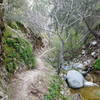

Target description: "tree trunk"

left=57, top=40, right=64, bottom=75
left=0, top=0, right=5, bottom=65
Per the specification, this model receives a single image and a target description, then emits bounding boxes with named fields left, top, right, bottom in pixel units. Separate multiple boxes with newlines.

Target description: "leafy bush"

left=3, top=25, right=36, bottom=73
left=94, top=59, right=100, bottom=70
left=8, top=21, right=28, bottom=33
left=7, top=21, right=19, bottom=30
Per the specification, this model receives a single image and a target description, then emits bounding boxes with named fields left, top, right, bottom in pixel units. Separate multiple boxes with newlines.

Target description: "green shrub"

left=94, top=59, right=100, bottom=70
left=3, top=24, right=36, bottom=73
left=8, top=21, right=19, bottom=30
left=8, top=21, right=28, bottom=33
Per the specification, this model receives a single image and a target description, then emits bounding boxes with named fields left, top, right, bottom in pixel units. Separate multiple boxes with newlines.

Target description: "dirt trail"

left=9, top=57, right=54, bottom=100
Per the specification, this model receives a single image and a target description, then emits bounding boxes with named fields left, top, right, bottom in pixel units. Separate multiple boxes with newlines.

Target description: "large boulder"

left=66, top=70, right=84, bottom=88
left=64, top=70, right=98, bottom=89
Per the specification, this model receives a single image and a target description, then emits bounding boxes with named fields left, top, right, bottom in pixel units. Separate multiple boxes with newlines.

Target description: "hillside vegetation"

left=0, top=0, right=100, bottom=100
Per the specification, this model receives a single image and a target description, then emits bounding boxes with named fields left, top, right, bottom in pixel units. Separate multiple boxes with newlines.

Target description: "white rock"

left=39, top=81, right=42, bottom=84
left=91, top=41, right=97, bottom=46
left=84, top=80, right=99, bottom=87
left=83, top=59, right=92, bottom=66
left=62, top=66, right=72, bottom=70
left=72, top=63, right=85, bottom=70
left=63, top=74, right=67, bottom=80
left=64, top=70, right=99, bottom=89
left=60, top=73, right=64, bottom=80
left=66, top=70, right=84, bottom=88
left=60, top=91, right=65, bottom=95
left=82, top=50, right=86, bottom=55
left=91, top=52, right=96, bottom=56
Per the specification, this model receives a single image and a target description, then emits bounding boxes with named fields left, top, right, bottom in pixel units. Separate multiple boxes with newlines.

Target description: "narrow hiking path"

left=8, top=57, right=54, bottom=100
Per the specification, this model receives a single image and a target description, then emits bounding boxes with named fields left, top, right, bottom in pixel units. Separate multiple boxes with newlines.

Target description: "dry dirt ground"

left=8, top=57, right=54, bottom=100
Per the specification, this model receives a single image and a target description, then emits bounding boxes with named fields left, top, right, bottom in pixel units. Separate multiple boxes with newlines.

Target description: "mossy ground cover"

left=3, top=24, right=36, bottom=73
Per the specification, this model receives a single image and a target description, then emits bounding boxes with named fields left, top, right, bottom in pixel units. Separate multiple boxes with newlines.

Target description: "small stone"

left=63, top=74, right=67, bottom=80
left=91, top=41, right=97, bottom=46
left=60, top=91, right=65, bottom=95
left=72, top=63, right=85, bottom=70
left=62, top=66, right=72, bottom=70
left=39, top=81, right=42, bottom=84
left=60, top=73, right=64, bottom=77
left=91, top=52, right=97, bottom=58
left=91, top=52, right=96, bottom=56
left=83, top=59, right=92, bottom=67
left=82, top=50, right=86, bottom=55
